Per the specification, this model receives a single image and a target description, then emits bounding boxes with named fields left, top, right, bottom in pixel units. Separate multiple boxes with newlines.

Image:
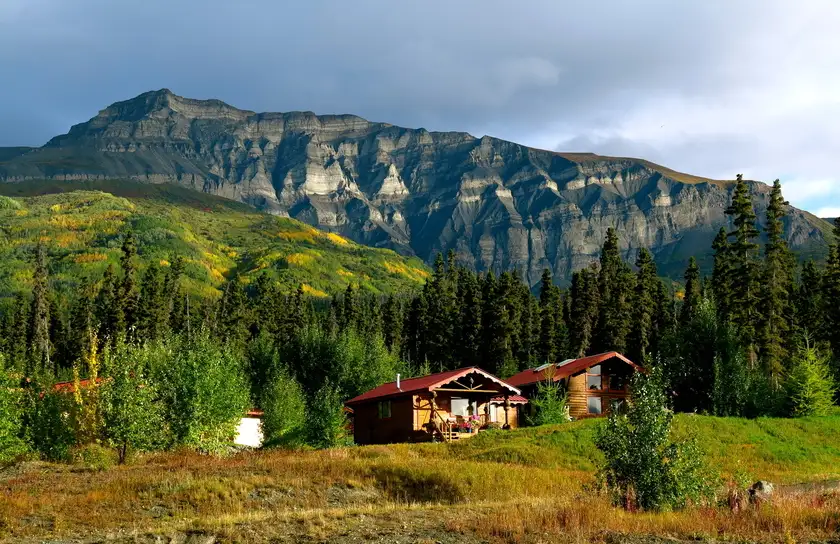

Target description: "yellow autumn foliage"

left=383, top=260, right=430, bottom=281
left=301, top=284, right=328, bottom=298
left=278, top=230, right=316, bottom=243
left=286, top=253, right=315, bottom=267
left=325, top=232, right=350, bottom=246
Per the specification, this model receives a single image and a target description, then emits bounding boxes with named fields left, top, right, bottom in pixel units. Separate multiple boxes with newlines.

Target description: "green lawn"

left=409, top=410, right=840, bottom=483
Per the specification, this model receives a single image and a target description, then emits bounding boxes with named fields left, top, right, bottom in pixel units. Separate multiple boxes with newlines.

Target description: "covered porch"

left=412, top=369, right=527, bottom=442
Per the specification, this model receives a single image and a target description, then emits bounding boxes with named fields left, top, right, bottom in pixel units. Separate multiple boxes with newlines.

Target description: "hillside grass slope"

left=0, top=180, right=429, bottom=301
left=2, top=412, right=838, bottom=543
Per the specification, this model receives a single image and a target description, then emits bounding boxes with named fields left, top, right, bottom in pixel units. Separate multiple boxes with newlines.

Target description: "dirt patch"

left=326, top=484, right=382, bottom=507
left=372, top=466, right=464, bottom=504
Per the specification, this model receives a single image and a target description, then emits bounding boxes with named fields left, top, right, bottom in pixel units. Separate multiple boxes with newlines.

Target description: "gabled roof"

left=506, top=352, right=641, bottom=387
left=345, top=367, right=521, bottom=406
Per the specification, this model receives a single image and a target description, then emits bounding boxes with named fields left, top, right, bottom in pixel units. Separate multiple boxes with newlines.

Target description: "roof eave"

left=428, top=367, right=521, bottom=396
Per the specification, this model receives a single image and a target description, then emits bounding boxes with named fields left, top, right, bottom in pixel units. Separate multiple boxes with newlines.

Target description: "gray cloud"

left=1, top=0, right=838, bottom=212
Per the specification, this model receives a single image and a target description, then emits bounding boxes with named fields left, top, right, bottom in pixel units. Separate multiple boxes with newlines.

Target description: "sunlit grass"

left=2, top=413, right=839, bottom=542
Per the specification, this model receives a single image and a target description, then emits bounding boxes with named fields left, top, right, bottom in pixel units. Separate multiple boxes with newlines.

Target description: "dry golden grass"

left=2, top=435, right=839, bottom=544
left=449, top=493, right=840, bottom=543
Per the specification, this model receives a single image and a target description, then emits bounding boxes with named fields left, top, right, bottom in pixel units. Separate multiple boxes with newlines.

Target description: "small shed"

left=507, top=352, right=642, bottom=419
left=234, top=410, right=264, bottom=447
left=345, top=368, right=527, bottom=445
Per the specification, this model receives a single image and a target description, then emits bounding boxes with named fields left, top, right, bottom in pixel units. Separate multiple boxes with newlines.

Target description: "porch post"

left=431, top=390, right=446, bottom=442
left=503, top=396, right=511, bottom=429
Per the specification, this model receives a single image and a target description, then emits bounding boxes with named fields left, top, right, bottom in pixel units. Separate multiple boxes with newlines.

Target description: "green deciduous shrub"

left=100, top=341, right=169, bottom=462
left=261, top=366, right=307, bottom=448
left=69, top=442, right=117, bottom=471
left=595, top=367, right=717, bottom=511
left=151, top=334, right=250, bottom=454
left=304, top=383, right=352, bottom=449
left=0, top=354, right=29, bottom=463
left=22, top=384, right=77, bottom=462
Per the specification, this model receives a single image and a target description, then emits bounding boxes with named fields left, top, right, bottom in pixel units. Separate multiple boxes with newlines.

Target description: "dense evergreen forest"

left=1, top=176, right=839, bottom=460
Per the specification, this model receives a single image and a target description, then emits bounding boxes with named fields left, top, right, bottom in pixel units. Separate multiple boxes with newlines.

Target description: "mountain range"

left=0, top=89, right=832, bottom=285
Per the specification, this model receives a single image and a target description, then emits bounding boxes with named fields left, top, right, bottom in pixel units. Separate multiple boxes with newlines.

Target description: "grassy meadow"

left=2, top=412, right=839, bottom=543
left=0, top=180, right=429, bottom=302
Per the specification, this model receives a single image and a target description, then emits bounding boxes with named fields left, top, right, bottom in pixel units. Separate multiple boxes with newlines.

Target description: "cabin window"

left=588, top=396, right=602, bottom=415
left=610, top=372, right=628, bottom=391
left=450, top=398, right=477, bottom=417
left=609, top=398, right=625, bottom=414
left=586, top=365, right=603, bottom=390
left=378, top=400, right=392, bottom=419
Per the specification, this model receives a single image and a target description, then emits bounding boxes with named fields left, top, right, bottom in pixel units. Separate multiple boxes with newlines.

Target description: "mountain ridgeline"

left=0, top=89, right=832, bottom=284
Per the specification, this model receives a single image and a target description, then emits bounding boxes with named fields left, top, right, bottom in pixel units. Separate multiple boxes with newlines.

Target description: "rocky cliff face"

left=0, top=89, right=831, bottom=284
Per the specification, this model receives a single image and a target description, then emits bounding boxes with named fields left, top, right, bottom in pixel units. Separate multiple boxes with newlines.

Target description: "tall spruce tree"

left=6, top=294, right=29, bottom=370
left=403, top=288, right=429, bottom=369
left=426, top=253, right=456, bottom=369
left=340, top=283, right=357, bottom=331
left=759, top=180, right=795, bottom=387
left=68, top=281, right=97, bottom=365
left=96, top=264, right=123, bottom=342
left=48, top=296, right=67, bottom=372
left=118, top=233, right=140, bottom=335
left=825, top=218, right=840, bottom=368
left=796, top=261, right=824, bottom=339
left=630, top=249, right=659, bottom=364
left=651, top=280, right=675, bottom=358
left=569, top=266, right=600, bottom=357
left=382, top=295, right=403, bottom=354
left=480, top=271, right=512, bottom=375
left=711, top=227, right=733, bottom=320
left=538, top=269, right=557, bottom=364
left=137, top=263, right=169, bottom=341
left=594, top=229, right=633, bottom=354
left=27, top=242, right=52, bottom=376
left=725, top=174, right=762, bottom=361
left=217, top=279, right=249, bottom=345
left=514, top=279, right=538, bottom=371
left=680, top=257, right=701, bottom=326
left=456, top=268, right=482, bottom=368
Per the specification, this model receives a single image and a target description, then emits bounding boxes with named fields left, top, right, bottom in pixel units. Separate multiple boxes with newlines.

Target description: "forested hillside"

left=0, top=180, right=429, bottom=302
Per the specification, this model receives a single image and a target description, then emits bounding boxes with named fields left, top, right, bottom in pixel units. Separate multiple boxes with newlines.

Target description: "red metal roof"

left=53, top=377, right=105, bottom=393
left=506, top=352, right=641, bottom=387
left=345, top=367, right=521, bottom=406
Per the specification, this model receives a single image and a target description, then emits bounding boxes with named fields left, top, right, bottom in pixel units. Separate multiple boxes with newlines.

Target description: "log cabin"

left=345, top=367, right=527, bottom=445
left=506, top=352, right=642, bottom=419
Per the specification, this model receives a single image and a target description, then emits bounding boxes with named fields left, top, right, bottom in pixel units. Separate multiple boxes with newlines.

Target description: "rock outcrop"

left=0, top=89, right=831, bottom=284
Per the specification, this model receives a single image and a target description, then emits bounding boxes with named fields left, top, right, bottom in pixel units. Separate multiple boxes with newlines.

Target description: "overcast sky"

left=2, top=0, right=839, bottom=216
